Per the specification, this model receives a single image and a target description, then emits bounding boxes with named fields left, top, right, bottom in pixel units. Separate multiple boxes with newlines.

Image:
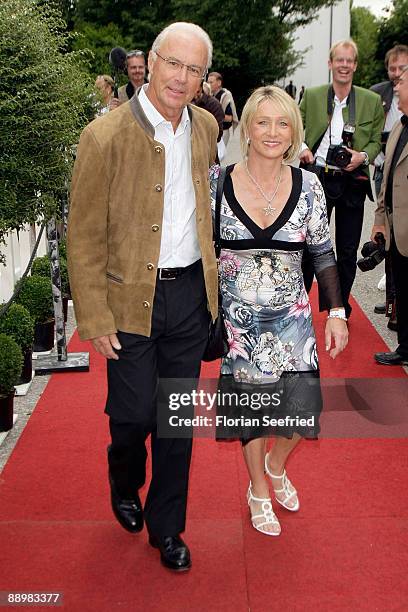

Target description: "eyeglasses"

left=126, top=50, right=145, bottom=59
left=155, top=51, right=206, bottom=79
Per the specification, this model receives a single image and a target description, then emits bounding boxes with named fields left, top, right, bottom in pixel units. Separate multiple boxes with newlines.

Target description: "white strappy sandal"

left=264, top=453, right=300, bottom=512
left=247, top=484, right=281, bottom=536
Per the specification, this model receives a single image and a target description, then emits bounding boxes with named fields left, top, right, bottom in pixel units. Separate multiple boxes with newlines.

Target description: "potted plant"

left=16, top=275, right=55, bottom=352
left=0, top=333, right=23, bottom=432
left=0, top=303, right=35, bottom=384
left=31, top=253, right=71, bottom=320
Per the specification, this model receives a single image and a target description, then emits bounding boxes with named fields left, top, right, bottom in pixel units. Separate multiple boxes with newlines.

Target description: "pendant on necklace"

left=263, top=203, right=276, bottom=216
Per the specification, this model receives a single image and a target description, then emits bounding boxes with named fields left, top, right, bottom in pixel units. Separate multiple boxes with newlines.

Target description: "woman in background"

left=94, top=75, right=114, bottom=117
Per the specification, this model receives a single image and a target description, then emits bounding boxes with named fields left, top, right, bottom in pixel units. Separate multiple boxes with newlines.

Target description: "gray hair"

left=151, top=22, right=213, bottom=69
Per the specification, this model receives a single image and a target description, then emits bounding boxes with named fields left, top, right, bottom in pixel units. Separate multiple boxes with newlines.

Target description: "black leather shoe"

left=374, top=302, right=386, bottom=314
left=109, top=473, right=143, bottom=533
left=374, top=351, right=408, bottom=366
left=149, top=535, right=191, bottom=571
left=387, top=319, right=398, bottom=332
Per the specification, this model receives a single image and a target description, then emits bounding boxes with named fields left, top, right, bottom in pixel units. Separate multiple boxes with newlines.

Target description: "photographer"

left=372, top=65, right=408, bottom=366
left=299, top=39, right=383, bottom=319
left=110, top=49, right=146, bottom=110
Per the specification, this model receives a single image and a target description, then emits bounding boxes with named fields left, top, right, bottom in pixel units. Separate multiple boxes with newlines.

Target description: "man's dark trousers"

left=105, top=260, right=208, bottom=537
left=303, top=173, right=366, bottom=318
left=390, top=238, right=408, bottom=357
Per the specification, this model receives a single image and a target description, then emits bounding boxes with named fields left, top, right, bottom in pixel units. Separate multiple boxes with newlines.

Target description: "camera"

left=326, top=123, right=355, bottom=169
left=357, top=232, right=386, bottom=272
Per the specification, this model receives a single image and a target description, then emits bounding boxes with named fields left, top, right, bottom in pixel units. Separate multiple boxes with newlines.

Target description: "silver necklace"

left=245, top=163, right=283, bottom=216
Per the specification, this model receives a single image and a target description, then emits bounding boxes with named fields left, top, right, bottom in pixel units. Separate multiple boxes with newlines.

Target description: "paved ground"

left=0, top=127, right=401, bottom=472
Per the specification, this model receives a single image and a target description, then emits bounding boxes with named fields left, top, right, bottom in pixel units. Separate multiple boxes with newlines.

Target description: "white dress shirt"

left=315, top=95, right=348, bottom=167
left=374, top=93, right=403, bottom=168
left=139, top=85, right=200, bottom=268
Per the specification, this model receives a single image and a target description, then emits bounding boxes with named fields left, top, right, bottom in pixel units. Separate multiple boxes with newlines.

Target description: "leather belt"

left=158, top=259, right=200, bottom=280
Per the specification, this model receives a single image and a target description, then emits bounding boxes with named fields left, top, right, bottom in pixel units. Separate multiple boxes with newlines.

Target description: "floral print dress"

left=210, top=165, right=342, bottom=437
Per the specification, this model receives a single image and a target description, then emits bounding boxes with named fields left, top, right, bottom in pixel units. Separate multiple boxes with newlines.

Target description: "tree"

left=376, top=0, right=408, bottom=78
left=0, top=0, right=91, bottom=263
left=66, top=0, right=337, bottom=110
left=350, top=5, right=381, bottom=88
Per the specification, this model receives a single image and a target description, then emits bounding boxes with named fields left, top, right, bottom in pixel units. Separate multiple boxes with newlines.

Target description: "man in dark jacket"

left=193, top=81, right=224, bottom=141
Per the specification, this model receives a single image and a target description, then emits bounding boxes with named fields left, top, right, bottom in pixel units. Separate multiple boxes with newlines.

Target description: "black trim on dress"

left=224, top=165, right=303, bottom=240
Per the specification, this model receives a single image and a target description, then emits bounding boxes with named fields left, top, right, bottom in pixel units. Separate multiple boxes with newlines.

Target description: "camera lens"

left=334, top=148, right=352, bottom=168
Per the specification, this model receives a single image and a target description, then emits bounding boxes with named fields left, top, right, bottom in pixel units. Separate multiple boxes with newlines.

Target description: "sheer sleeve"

left=305, top=175, right=343, bottom=311
left=209, top=163, right=220, bottom=221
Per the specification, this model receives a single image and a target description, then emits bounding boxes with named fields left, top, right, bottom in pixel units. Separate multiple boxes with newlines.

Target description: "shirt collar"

left=334, top=94, right=348, bottom=106
left=138, top=84, right=190, bottom=131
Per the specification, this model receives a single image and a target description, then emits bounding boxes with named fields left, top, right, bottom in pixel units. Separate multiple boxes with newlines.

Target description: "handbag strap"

left=214, top=166, right=227, bottom=259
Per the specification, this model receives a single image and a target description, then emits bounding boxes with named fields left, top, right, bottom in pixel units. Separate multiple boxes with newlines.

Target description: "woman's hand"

left=325, top=318, right=348, bottom=359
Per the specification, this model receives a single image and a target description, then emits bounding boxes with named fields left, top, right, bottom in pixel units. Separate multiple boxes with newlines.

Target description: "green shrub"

left=0, top=304, right=34, bottom=351
left=58, top=239, right=67, bottom=261
left=0, top=333, right=23, bottom=395
left=16, top=275, right=54, bottom=324
left=31, top=254, right=70, bottom=297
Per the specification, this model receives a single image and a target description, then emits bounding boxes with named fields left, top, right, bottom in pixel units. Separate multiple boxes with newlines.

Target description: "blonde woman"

left=212, top=86, right=348, bottom=536
left=94, top=75, right=114, bottom=116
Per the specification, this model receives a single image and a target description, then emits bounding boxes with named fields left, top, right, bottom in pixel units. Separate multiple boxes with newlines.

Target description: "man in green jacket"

left=299, top=39, right=383, bottom=318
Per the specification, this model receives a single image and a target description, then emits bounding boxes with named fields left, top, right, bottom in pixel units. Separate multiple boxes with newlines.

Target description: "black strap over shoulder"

left=214, top=166, right=227, bottom=259
left=327, top=85, right=356, bottom=126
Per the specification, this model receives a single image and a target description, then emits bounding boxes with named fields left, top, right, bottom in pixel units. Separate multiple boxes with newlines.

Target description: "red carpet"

left=0, top=292, right=407, bottom=611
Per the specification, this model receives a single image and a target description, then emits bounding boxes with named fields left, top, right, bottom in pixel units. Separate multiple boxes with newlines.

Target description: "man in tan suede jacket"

left=372, top=65, right=408, bottom=367
left=67, top=22, right=218, bottom=572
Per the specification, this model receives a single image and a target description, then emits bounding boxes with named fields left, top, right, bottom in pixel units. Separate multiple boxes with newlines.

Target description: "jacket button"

left=143, top=301, right=150, bottom=309
left=151, top=224, right=159, bottom=232
left=195, top=178, right=200, bottom=185
left=154, top=146, right=163, bottom=154
left=155, top=184, right=163, bottom=192
left=147, top=263, right=154, bottom=270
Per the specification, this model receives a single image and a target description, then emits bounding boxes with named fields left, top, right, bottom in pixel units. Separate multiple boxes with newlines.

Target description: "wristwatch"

left=361, top=151, right=369, bottom=166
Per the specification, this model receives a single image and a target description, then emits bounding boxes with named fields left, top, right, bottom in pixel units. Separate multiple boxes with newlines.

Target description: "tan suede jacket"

left=374, top=118, right=408, bottom=257
left=67, top=93, right=219, bottom=340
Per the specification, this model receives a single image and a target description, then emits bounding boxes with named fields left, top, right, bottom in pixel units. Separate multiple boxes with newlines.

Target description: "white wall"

left=0, top=225, right=48, bottom=304
left=284, top=0, right=351, bottom=91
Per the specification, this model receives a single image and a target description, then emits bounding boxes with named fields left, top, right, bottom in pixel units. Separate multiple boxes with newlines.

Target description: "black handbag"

left=202, top=167, right=229, bottom=362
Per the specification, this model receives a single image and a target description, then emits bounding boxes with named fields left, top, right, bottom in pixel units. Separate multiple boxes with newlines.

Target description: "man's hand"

left=109, top=98, right=122, bottom=111
left=344, top=148, right=367, bottom=172
left=299, top=148, right=314, bottom=165
left=325, top=318, right=348, bottom=359
left=370, top=225, right=386, bottom=242
left=91, top=333, right=121, bottom=360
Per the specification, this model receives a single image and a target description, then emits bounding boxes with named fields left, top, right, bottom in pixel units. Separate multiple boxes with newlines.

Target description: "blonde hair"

left=95, top=75, right=114, bottom=90
left=240, top=85, right=303, bottom=163
left=329, top=39, right=358, bottom=62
